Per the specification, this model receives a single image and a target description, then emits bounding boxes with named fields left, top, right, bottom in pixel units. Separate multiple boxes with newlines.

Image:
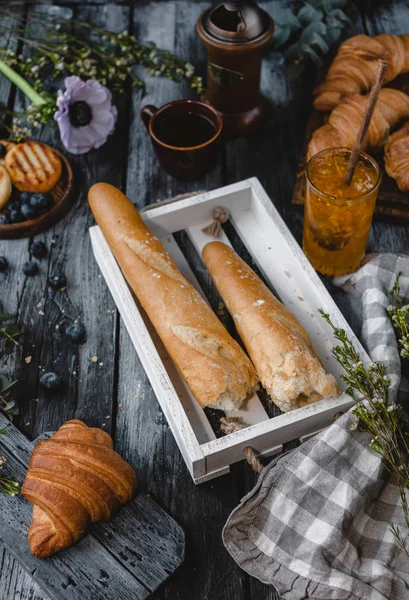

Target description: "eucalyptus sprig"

left=272, top=0, right=356, bottom=66
left=0, top=431, right=21, bottom=496
left=320, top=309, right=409, bottom=556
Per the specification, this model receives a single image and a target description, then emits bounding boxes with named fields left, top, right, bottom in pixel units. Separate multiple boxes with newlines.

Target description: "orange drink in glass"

left=303, top=148, right=381, bottom=276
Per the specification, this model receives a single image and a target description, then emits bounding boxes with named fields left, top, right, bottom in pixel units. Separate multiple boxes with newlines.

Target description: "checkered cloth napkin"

left=223, top=254, right=409, bottom=600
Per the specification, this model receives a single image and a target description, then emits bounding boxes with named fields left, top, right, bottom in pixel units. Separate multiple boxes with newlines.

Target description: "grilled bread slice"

left=6, top=141, right=62, bottom=192
left=0, top=165, right=12, bottom=210
left=0, top=140, right=16, bottom=166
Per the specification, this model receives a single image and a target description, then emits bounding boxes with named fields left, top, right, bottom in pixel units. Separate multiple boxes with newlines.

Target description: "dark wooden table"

left=1, top=1, right=409, bottom=599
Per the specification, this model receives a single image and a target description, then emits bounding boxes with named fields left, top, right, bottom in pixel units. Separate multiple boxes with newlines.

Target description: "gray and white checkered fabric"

left=223, top=254, right=409, bottom=600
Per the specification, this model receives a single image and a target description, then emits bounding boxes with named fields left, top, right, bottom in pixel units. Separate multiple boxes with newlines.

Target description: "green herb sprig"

left=387, top=272, right=409, bottom=359
left=0, top=376, right=18, bottom=418
left=320, top=308, right=409, bottom=556
left=0, top=312, right=20, bottom=352
left=0, top=430, right=21, bottom=496
left=0, top=8, right=204, bottom=140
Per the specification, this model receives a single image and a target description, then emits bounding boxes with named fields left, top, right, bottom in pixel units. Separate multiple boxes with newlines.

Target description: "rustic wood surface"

left=0, top=413, right=185, bottom=600
left=1, top=1, right=409, bottom=599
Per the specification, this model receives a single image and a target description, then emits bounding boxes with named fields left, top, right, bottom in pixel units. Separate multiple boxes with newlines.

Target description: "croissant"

left=307, top=88, right=409, bottom=160
left=384, top=122, right=409, bottom=191
left=313, top=34, right=409, bottom=111
left=22, top=420, right=137, bottom=558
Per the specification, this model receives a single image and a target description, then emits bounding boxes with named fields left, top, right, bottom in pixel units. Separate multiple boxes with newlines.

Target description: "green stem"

left=0, top=59, right=46, bottom=106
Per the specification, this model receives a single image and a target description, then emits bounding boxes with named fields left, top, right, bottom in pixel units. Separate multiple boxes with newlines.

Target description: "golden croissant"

left=384, top=122, right=409, bottom=191
left=307, top=88, right=409, bottom=160
left=313, top=34, right=409, bottom=111
left=22, top=420, right=137, bottom=558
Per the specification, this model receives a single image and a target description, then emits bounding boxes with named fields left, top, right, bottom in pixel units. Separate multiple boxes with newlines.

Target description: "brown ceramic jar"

left=197, top=0, right=274, bottom=137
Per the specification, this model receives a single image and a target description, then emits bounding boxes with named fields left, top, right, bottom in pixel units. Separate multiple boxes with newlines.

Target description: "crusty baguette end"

left=202, top=242, right=339, bottom=412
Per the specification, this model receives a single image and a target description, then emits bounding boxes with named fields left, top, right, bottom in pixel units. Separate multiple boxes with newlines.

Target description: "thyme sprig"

left=319, top=306, right=409, bottom=556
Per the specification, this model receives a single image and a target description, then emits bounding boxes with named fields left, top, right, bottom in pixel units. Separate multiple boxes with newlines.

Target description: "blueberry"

left=64, top=322, right=86, bottom=344
left=9, top=209, right=23, bottom=224
left=20, top=191, right=32, bottom=205
left=0, top=257, right=8, bottom=272
left=30, top=193, right=52, bottom=211
left=21, top=203, right=37, bottom=220
left=0, top=214, right=10, bottom=225
left=49, top=272, right=67, bottom=289
left=7, top=201, right=21, bottom=212
left=0, top=144, right=6, bottom=159
left=23, top=260, right=39, bottom=276
left=31, top=241, right=48, bottom=260
left=40, top=371, right=62, bottom=392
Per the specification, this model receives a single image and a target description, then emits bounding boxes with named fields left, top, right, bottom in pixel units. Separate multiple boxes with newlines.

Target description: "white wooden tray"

left=90, top=178, right=368, bottom=484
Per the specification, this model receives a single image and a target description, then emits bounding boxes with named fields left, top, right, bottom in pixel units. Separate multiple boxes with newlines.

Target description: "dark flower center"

left=68, top=101, right=93, bottom=127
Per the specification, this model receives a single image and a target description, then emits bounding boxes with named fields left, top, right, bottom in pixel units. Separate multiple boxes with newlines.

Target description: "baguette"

left=202, top=242, right=339, bottom=413
left=88, top=183, right=258, bottom=411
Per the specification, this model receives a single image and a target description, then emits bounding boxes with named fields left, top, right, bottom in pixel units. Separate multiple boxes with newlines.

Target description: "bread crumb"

left=99, top=362, right=104, bottom=367
left=38, top=310, right=45, bottom=316
left=91, top=356, right=98, bottom=362
left=101, top=423, right=106, bottom=427
left=25, top=356, right=32, bottom=364
left=298, top=296, right=304, bottom=302
left=118, top=403, right=122, bottom=408
left=284, top=271, right=291, bottom=278
left=105, top=415, right=110, bottom=419
left=253, top=299, right=265, bottom=307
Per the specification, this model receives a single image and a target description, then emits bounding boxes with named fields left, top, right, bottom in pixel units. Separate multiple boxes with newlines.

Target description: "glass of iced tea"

left=303, top=147, right=381, bottom=276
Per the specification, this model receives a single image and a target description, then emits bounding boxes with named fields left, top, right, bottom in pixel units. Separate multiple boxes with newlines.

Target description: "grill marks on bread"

left=6, top=141, right=62, bottom=192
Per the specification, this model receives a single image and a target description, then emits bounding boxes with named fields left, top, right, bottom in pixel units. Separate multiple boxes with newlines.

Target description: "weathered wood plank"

left=115, top=3, right=247, bottom=600
left=1, top=3, right=131, bottom=599
left=0, top=413, right=185, bottom=600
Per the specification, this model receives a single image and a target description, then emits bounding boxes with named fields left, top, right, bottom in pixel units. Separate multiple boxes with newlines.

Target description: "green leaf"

left=4, top=323, right=19, bottom=336
left=0, top=380, right=17, bottom=396
left=298, top=5, right=324, bottom=25
left=3, top=400, right=16, bottom=413
left=326, top=26, right=342, bottom=45
left=272, top=24, right=293, bottom=47
left=329, top=8, right=352, bottom=24
left=310, top=32, right=330, bottom=54
left=274, top=7, right=302, bottom=29
left=301, top=21, right=327, bottom=41
left=303, top=44, right=323, bottom=65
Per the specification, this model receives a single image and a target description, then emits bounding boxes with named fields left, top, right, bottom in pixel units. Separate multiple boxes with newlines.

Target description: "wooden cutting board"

left=0, top=413, right=185, bottom=600
left=292, top=74, right=409, bottom=224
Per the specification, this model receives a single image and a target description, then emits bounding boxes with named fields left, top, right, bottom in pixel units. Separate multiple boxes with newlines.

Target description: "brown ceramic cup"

left=140, top=99, right=222, bottom=180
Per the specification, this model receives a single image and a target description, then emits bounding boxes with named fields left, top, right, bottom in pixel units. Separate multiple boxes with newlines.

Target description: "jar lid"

left=203, top=0, right=270, bottom=43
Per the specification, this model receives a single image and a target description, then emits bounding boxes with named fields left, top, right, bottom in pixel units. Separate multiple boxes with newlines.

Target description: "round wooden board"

left=0, top=148, right=74, bottom=240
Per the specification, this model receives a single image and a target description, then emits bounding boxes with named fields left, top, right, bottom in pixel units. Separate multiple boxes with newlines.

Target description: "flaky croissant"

left=22, top=420, right=137, bottom=558
left=313, top=34, right=409, bottom=111
left=384, top=122, right=409, bottom=191
left=308, top=88, right=409, bottom=160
